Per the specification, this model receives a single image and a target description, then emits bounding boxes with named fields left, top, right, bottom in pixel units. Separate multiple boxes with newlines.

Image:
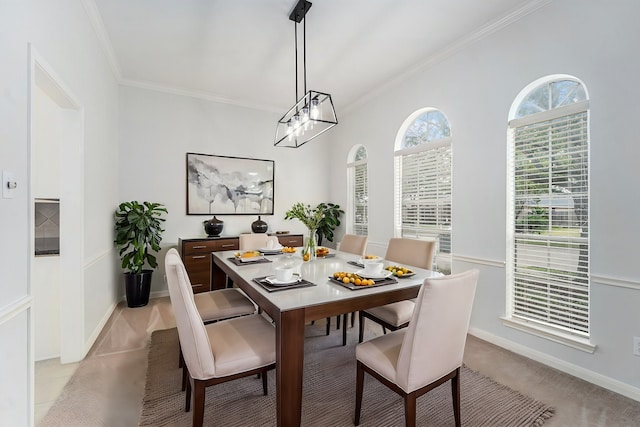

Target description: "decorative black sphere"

left=203, top=216, right=224, bottom=237
left=251, top=216, right=268, bottom=233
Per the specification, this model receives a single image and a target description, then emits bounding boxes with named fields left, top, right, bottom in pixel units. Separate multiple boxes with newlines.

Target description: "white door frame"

left=28, top=45, right=86, bottom=363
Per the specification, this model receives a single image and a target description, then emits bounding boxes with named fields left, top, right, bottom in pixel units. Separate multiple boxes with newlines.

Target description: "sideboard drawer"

left=183, top=238, right=239, bottom=255
left=277, top=235, right=303, bottom=247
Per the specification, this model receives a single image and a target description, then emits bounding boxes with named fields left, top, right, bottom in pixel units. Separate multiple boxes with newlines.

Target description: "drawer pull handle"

left=191, top=255, right=207, bottom=259
left=192, top=245, right=207, bottom=249
left=221, top=244, right=235, bottom=248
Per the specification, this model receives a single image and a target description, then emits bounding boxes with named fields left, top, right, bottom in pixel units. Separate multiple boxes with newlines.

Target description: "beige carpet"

left=140, top=328, right=554, bottom=426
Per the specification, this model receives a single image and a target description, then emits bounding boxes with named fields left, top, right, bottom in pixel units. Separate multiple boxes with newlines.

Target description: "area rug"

left=140, top=328, right=554, bottom=426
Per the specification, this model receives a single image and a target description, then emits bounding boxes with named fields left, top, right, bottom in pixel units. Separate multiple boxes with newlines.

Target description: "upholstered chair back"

left=339, top=234, right=368, bottom=257
left=239, top=234, right=278, bottom=251
left=396, top=269, right=479, bottom=393
left=165, top=248, right=216, bottom=380
left=384, top=238, right=436, bottom=270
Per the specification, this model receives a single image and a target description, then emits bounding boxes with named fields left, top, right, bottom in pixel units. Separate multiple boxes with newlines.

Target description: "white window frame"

left=393, top=109, right=452, bottom=273
left=504, top=76, right=594, bottom=353
left=347, top=145, right=368, bottom=235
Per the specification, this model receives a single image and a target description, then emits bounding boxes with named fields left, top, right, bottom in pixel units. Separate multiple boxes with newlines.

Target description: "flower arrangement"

left=284, top=203, right=324, bottom=261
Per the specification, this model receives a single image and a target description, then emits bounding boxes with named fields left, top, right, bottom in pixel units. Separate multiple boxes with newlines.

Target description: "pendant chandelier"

left=274, top=0, right=338, bottom=148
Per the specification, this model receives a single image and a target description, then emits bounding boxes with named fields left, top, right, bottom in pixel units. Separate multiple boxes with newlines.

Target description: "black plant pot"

left=124, top=270, right=152, bottom=308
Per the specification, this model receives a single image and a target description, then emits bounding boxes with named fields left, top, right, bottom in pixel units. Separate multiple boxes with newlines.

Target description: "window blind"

left=397, top=144, right=452, bottom=266
left=353, top=162, right=368, bottom=235
left=510, top=109, right=589, bottom=336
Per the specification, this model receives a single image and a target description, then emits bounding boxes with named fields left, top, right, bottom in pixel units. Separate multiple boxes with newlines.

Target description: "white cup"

left=363, top=261, right=383, bottom=276
left=275, top=266, right=294, bottom=282
left=267, top=239, right=275, bottom=249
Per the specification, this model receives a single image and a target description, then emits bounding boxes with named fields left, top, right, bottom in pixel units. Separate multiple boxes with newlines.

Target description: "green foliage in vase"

left=114, top=201, right=167, bottom=274
left=284, top=202, right=324, bottom=231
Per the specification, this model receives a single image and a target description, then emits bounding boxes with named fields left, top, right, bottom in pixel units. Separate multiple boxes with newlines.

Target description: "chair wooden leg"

left=452, top=367, right=461, bottom=427
left=351, top=311, right=356, bottom=328
left=185, top=377, right=191, bottom=412
left=342, top=313, right=348, bottom=346
left=262, top=369, right=269, bottom=395
left=326, top=317, right=331, bottom=335
left=337, top=315, right=341, bottom=329
left=192, top=379, right=206, bottom=427
left=178, top=347, right=183, bottom=368
left=182, top=364, right=188, bottom=391
left=358, top=312, right=365, bottom=343
left=382, top=326, right=387, bottom=334
left=354, top=361, right=365, bottom=425
left=404, top=392, right=417, bottom=427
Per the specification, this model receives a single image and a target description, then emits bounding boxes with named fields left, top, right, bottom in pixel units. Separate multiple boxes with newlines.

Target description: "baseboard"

left=468, top=327, right=640, bottom=403
left=150, top=290, right=169, bottom=299
left=84, top=301, right=118, bottom=357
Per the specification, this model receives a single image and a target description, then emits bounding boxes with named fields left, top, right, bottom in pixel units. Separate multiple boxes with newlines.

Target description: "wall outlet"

left=634, top=336, right=640, bottom=356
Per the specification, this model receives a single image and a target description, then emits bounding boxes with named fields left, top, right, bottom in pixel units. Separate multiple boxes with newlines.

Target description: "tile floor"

left=34, top=358, right=80, bottom=424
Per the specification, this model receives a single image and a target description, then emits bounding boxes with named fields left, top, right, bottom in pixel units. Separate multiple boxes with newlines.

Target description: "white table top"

left=213, top=249, right=442, bottom=312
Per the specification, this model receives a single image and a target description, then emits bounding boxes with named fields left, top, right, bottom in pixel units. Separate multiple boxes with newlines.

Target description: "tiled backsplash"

left=35, top=199, right=60, bottom=256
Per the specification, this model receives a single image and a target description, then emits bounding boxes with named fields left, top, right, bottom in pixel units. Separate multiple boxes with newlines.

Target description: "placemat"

left=328, top=276, right=398, bottom=290
left=227, top=257, right=272, bottom=266
left=253, top=276, right=317, bottom=292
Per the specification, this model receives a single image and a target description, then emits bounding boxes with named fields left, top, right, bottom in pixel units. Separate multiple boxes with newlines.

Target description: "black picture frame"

left=186, top=152, right=275, bottom=215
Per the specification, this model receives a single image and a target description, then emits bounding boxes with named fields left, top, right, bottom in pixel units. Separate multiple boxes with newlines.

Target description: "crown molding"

left=119, top=78, right=284, bottom=113
left=341, top=0, right=553, bottom=116
left=81, top=0, right=122, bottom=81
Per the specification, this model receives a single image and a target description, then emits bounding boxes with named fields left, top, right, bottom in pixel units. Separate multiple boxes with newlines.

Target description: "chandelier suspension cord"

left=303, top=12, right=307, bottom=95
left=294, top=22, right=299, bottom=103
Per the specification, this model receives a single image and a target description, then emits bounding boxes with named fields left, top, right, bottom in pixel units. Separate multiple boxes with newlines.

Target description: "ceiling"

left=90, top=0, right=543, bottom=114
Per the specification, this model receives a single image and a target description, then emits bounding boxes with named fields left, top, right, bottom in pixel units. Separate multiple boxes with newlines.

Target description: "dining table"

left=211, top=248, right=441, bottom=427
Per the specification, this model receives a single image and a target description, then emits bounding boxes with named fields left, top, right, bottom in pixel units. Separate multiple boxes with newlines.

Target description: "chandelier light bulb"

left=310, top=99, right=320, bottom=120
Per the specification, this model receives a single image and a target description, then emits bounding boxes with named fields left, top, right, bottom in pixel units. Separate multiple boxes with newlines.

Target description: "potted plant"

left=114, top=201, right=167, bottom=307
left=315, top=202, right=344, bottom=246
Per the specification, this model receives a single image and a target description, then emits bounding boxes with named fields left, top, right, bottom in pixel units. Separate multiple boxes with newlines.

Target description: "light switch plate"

left=2, top=170, right=16, bottom=199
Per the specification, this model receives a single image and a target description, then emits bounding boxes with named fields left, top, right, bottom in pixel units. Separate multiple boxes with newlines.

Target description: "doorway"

left=29, top=46, right=85, bottom=363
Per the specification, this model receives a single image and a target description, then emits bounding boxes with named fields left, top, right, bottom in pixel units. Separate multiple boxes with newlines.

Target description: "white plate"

left=264, top=274, right=301, bottom=286
left=258, top=247, right=284, bottom=254
left=356, top=269, right=393, bottom=279
left=358, top=257, right=381, bottom=264
left=238, top=255, right=265, bottom=262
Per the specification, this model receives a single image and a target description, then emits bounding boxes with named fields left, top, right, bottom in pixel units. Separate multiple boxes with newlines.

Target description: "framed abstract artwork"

left=186, top=153, right=275, bottom=215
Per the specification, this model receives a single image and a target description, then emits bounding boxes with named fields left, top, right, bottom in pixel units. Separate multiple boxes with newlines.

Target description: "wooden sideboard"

left=178, top=234, right=303, bottom=293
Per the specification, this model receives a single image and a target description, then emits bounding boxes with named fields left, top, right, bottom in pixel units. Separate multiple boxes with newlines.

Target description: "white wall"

left=0, top=0, right=120, bottom=423
left=0, top=0, right=34, bottom=424
left=117, top=86, right=332, bottom=294
left=327, top=0, right=640, bottom=397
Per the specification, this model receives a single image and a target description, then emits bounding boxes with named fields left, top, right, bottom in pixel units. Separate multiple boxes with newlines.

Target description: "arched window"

left=347, top=145, right=368, bottom=235
left=394, top=108, right=451, bottom=273
left=506, top=76, right=592, bottom=347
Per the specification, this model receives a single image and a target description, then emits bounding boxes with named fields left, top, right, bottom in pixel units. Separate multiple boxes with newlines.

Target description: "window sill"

left=501, top=317, right=597, bottom=354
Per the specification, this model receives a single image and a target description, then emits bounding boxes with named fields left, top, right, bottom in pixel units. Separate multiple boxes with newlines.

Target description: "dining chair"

left=178, top=283, right=257, bottom=391
left=165, top=249, right=276, bottom=427
left=358, top=238, right=436, bottom=343
left=239, top=233, right=279, bottom=251
left=354, top=269, right=479, bottom=427
left=332, top=234, right=368, bottom=345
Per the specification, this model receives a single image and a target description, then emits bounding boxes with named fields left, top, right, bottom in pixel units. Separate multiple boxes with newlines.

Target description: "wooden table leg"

left=276, top=309, right=305, bottom=426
